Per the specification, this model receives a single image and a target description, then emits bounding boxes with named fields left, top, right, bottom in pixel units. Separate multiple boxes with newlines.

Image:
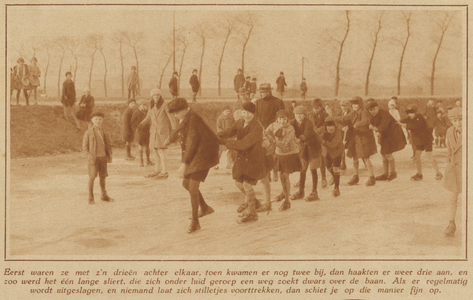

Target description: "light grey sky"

left=7, top=5, right=464, bottom=96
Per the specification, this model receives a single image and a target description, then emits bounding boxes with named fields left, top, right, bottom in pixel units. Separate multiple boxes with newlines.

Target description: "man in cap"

left=169, top=71, right=179, bottom=99
left=189, top=69, right=200, bottom=103
left=165, top=98, right=219, bottom=233
left=276, top=71, right=287, bottom=100
left=443, top=107, right=462, bottom=237
left=233, top=68, right=245, bottom=104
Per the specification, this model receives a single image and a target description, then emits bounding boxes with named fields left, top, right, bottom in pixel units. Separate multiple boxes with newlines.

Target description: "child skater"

left=165, top=98, right=219, bottom=233
left=319, top=116, right=344, bottom=197
left=434, top=109, right=447, bottom=148
left=443, top=107, right=462, bottom=237
left=131, top=99, right=154, bottom=167
left=216, top=106, right=236, bottom=169
left=265, top=110, right=302, bottom=211
left=399, top=104, right=443, bottom=181
left=217, top=102, right=266, bottom=223
left=82, top=112, right=113, bottom=204
left=122, top=99, right=137, bottom=160
left=289, top=105, right=323, bottom=202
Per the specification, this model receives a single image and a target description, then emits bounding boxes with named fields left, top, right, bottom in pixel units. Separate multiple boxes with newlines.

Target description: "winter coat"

left=334, top=108, right=377, bottom=159
left=140, top=98, right=177, bottom=149
left=122, top=107, right=135, bottom=142
left=424, top=106, right=437, bottom=130
left=250, top=82, right=257, bottom=94
left=370, top=108, right=406, bottom=155
left=444, top=126, right=462, bottom=193
left=131, top=109, right=150, bottom=146
left=61, top=79, right=76, bottom=107
left=434, top=116, right=447, bottom=137
left=12, top=64, right=31, bottom=90
left=233, top=74, right=245, bottom=93
left=169, top=77, right=178, bottom=96
left=319, top=125, right=344, bottom=159
left=254, top=93, right=285, bottom=129
left=400, top=114, right=432, bottom=147
left=82, top=127, right=113, bottom=164
left=290, top=118, right=322, bottom=160
left=300, top=81, right=307, bottom=92
left=127, top=72, right=139, bottom=91
left=28, top=64, right=41, bottom=87
left=218, top=118, right=266, bottom=183
left=308, top=109, right=329, bottom=129
left=276, top=76, right=287, bottom=92
left=265, top=122, right=300, bottom=156
left=76, top=95, right=95, bottom=121
left=189, top=74, right=200, bottom=93
left=168, top=109, right=219, bottom=176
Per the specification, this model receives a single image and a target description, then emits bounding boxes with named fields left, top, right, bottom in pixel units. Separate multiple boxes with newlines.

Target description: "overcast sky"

left=6, top=5, right=464, bottom=96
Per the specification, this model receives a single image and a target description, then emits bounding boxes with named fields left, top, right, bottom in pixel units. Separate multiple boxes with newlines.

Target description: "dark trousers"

left=16, top=89, right=29, bottom=105
left=128, top=89, right=135, bottom=100
left=183, top=178, right=209, bottom=221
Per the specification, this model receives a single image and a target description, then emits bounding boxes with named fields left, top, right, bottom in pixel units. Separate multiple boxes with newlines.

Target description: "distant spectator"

left=61, top=71, right=81, bottom=130
left=12, top=57, right=31, bottom=105
left=122, top=99, right=138, bottom=161
left=244, top=76, right=251, bottom=101
left=250, top=77, right=257, bottom=99
left=127, top=66, right=139, bottom=101
left=233, top=68, right=245, bottom=105
left=276, top=71, right=287, bottom=100
left=300, top=78, right=307, bottom=100
left=189, top=69, right=200, bottom=103
left=76, top=87, right=95, bottom=130
left=434, top=109, right=447, bottom=148
left=169, top=71, right=179, bottom=99
left=28, top=57, right=41, bottom=105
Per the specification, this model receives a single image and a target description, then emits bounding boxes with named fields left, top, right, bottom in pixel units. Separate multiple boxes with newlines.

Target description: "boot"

left=100, top=178, right=114, bottom=202
left=238, top=198, right=258, bottom=223
left=304, top=191, right=319, bottom=202
left=348, top=175, right=359, bottom=185
left=332, top=188, right=340, bottom=197
left=188, top=219, right=201, bottom=233
left=125, top=144, right=135, bottom=160
left=375, top=158, right=389, bottom=181
left=365, top=176, right=376, bottom=186
left=290, top=190, right=304, bottom=200
left=139, top=149, right=144, bottom=167
left=146, top=148, right=154, bottom=165
left=279, top=200, right=291, bottom=211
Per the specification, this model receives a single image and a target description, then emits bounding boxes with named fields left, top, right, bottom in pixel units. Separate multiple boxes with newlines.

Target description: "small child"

left=131, top=99, right=154, bottom=167
left=127, top=66, right=139, bottom=100
left=61, top=71, right=81, bottom=130
left=399, top=104, right=442, bottom=181
left=319, top=116, right=344, bottom=197
left=122, top=99, right=138, bottom=160
left=308, top=98, right=329, bottom=187
left=300, top=78, right=308, bottom=100
left=443, top=107, right=462, bottom=237
left=434, top=109, right=447, bottom=148
left=216, top=106, right=236, bottom=169
left=250, top=77, right=257, bottom=99
left=265, top=110, right=302, bottom=211
left=82, top=112, right=113, bottom=204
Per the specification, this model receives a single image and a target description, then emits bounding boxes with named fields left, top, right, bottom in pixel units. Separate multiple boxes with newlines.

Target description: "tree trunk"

left=133, top=47, right=140, bottom=96
left=241, top=26, right=253, bottom=75
left=431, top=30, right=446, bottom=96
left=198, top=37, right=205, bottom=97
left=364, top=20, right=382, bottom=96
left=99, top=49, right=108, bottom=98
left=397, top=15, right=411, bottom=96
left=178, top=46, right=187, bottom=94
left=334, top=11, right=350, bottom=97
left=159, top=52, right=173, bottom=89
left=218, top=32, right=231, bottom=97
left=57, top=53, right=65, bottom=99
left=88, top=50, right=96, bottom=89
left=44, top=52, right=50, bottom=94
left=119, top=41, right=124, bottom=97
left=72, top=55, right=78, bottom=83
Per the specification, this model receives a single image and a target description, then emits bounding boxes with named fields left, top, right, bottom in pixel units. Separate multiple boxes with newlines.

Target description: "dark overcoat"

left=218, top=118, right=266, bottom=183
left=76, top=95, right=95, bottom=121
left=400, top=113, right=432, bottom=147
left=189, top=75, right=200, bottom=93
left=371, top=108, right=406, bottom=155
left=12, top=64, right=31, bottom=90
left=131, top=109, right=150, bottom=146
left=233, top=74, right=245, bottom=93
left=168, top=109, right=219, bottom=176
left=169, top=77, right=178, bottom=96
left=61, top=79, right=76, bottom=107
left=308, top=109, right=329, bottom=129
left=254, top=94, right=285, bottom=129
left=276, top=76, right=287, bottom=92
left=290, top=118, right=322, bottom=160
left=122, top=107, right=135, bottom=142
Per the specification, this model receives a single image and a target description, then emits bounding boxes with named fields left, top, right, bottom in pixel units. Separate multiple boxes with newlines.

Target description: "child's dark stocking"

left=88, top=177, right=95, bottom=203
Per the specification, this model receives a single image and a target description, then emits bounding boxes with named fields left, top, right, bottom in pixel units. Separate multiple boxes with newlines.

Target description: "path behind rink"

left=7, top=144, right=463, bottom=259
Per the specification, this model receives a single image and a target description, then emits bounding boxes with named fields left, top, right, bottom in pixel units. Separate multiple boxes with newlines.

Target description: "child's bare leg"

left=414, top=150, right=423, bottom=175
left=154, top=149, right=161, bottom=173
left=425, top=151, right=441, bottom=178
left=364, top=157, right=375, bottom=186
left=138, top=145, right=144, bottom=166
left=279, top=172, right=291, bottom=211
left=256, top=174, right=272, bottom=212
left=157, top=149, right=167, bottom=174
left=88, top=177, right=95, bottom=203
left=445, top=192, right=459, bottom=236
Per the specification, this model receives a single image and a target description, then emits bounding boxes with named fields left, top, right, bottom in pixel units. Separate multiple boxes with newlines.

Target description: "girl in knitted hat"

left=265, top=110, right=302, bottom=211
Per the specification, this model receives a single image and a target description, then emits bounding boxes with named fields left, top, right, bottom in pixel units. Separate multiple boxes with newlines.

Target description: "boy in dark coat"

left=333, top=96, right=377, bottom=186
left=434, top=109, right=447, bottom=148
left=131, top=100, right=154, bottom=167
left=367, top=99, right=406, bottom=181
left=218, top=102, right=266, bottom=223
left=443, top=107, right=462, bottom=237
left=233, top=68, right=245, bottom=103
left=61, top=71, right=81, bottom=130
left=127, top=66, right=139, bottom=100
left=307, top=98, right=329, bottom=188
left=300, top=78, right=308, bottom=100
left=166, top=98, right=219, bottom=233
left=82, top=112, right=113, bottom=204
left=189, top=69, right=200, bottom=103
left=289, top=105, right=323, bottom=201
left=216, top=106, right=236, bottom=169
left=276, top=72, right=287, bottom=100
left=122, top=99, right=137, bottom=160
left=400, top=104, right=443, bottom=181
left=250, top=77, right=257, bottom=99
left=169, top=71, right=179, bottom=99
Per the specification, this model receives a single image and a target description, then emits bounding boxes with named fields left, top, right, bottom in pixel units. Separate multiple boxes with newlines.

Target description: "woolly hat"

left=276, top=109, right=289, bottom=119
left=447, top=107, right=462, bottom=119
left=349, top=96, right=363, bottom=106
left=365, top=98, right=378, bottom=109
left=150, top=88, right=161, bottom=97
left=340, top=100, right=350, bottom=107
left=91, top=112, right=105, bottom=118
left=293, top=105, right=307, bottom=115
left=168, top=98, right=189, bottom=113
left=242, top=101, right=256, bottom=114
left=312, top=98, right=323, bottom=108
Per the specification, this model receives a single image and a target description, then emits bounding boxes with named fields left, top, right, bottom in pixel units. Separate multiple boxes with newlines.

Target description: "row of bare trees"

left=12, top=10, right=459, bottom=98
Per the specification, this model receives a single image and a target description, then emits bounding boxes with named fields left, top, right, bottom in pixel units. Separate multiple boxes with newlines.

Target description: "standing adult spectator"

left=12, top=57, right=31, bottom=105
left=28, top=57, right=41, bottom=105
left=250, top=77, right=257, bottom=99
left=244, top=76, right=252, bottom=101
left=122, top=99, right=138, bottom=160
left=127, top=66, right=139, bottom=101
left=61, top=71, right=81, bottom=130
left=189, top=69, right=200, bottom=103
left=233, top=68, right=245, bottom=105
left=169, top=71, right=179, bottom=99
left=254, top=83, right=285, bottom=212
left=300, top=78, right=308, bottom=100
left=276, top=71, right=287, bottom=100
left=76, top=87, right=95, bottom=130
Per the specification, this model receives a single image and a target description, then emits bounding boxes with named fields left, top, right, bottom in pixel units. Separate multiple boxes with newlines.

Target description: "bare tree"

left=96, top=35, right=109, bottom=98
left=176, top=28, right=191, bottom=92
left=158, top=52, right=173, bottom=89
left=86, top=34, right=100, bottom=89
left=67, top=37, right=81, bottom=82
left=39, top=39, right=54, bottom=94
left=193, top=21, right=214, bottom=96
left=124, top=31, right=145, bottom=96
left=216, top=13, right=238, bottom=96
left=364, top=12, right=384, bottom=96
left=324, top=11, right=351, bottom=97
left=55, top=37, right=69, bottom=98
left=112, top=30, right=127, bottom=97
left=395, top=11, right=412, bottom=96
left=430, top=12, right=455, bottom=96
left=238, top=11, right=259, bottom=75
